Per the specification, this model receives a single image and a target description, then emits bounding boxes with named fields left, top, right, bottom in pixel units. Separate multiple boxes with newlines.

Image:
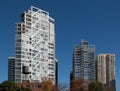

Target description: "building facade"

left=16, top=80, right=43, bottom=91
left=97, top=54, right=116, bottom=91
left=71, top=40, right=95, bottom=82
left=8, top=57, right=15, bottom=82
left=8, top=6, right=57, bottom=84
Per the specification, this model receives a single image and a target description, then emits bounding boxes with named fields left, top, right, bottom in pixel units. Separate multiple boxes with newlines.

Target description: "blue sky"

left=0, top=0, right=120, bottom=90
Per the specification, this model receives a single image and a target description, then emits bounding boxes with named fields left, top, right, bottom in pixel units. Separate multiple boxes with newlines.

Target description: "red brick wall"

left=16, top=80, right=43, bottom=91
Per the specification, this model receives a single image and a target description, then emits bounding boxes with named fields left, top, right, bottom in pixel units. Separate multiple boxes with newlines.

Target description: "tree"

left=41, top=80, right=53, bottom=91
left=70, top=78, right=89, bottom=91
left=0, top=81, right=20, bottom=91
left=57, top=83, right=68, bottom=91
left=0, top=81, right=31, bottom=91
left=52, top=83, right=68, bottom=91
left=89, top=81, right=103, bottom=91
left=41, top=80, right=68, bottom=91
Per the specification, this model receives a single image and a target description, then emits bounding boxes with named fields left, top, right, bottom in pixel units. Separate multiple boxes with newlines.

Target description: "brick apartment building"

left=16, top=80, right=43, bottom=91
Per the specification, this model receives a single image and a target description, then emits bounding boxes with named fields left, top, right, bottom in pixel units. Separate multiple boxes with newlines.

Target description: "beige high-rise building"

left=97, top=54, right=116, bottom=91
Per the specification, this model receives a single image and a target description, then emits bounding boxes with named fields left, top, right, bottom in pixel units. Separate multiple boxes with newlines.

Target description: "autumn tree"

left=52, top=83, right=68, bottom=91
left=57, top=83, right=68, bottom=91
left=89, top=81, right=103, bottom=91
left=70, top=78, right=88, bottom=91
left=41, top=80, right=68, bottom=91
left=41, top=79, right=53, bottom=91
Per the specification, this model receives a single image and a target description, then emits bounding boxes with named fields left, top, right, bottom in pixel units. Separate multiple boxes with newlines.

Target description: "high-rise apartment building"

left=97, top=54, right=116, bottom=91
left=8, top=6, right=57, bottom=84
left=71, top=40, right=95, bottom=82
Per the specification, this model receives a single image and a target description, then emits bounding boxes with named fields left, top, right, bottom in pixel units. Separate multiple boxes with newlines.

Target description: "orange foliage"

left=70, top=78, right=89, bottom=91
left=41, top=80, right=53, bottom=91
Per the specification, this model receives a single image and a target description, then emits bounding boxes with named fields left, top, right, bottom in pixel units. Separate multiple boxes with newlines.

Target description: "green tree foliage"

left=0, top=81, right=31, bottom=91
left=70, top=78, right=89, bottom=91
left=0, top=81, right=19, bottom=91
left=89, top=81, right=103, bottom=91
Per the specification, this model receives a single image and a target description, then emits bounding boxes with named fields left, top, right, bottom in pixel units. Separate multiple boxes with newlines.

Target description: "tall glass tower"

left=71, top=40, right=95, bottom=82
left=8, top=6, right=57, bottom=84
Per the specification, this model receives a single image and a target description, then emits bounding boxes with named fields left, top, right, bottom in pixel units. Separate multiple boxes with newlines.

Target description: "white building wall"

left=14, top=6, right=57, bottom=84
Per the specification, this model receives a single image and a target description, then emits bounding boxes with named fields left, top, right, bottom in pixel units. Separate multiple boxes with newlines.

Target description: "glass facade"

left=72, top=40, right=95, bottom=82
left=8, top=57, right=15, bottom=82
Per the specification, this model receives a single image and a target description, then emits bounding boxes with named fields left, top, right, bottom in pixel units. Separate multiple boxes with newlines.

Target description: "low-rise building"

left=16, top=80, right=42, bottom=91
